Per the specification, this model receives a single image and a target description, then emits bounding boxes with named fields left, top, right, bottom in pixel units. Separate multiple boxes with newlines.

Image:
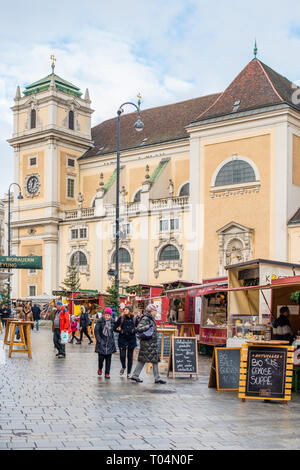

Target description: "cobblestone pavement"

left=0, top=326, right=300, bottom=450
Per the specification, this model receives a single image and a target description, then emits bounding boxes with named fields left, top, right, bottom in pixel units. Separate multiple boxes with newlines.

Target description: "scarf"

left=102, top=320, right=111, bottom=337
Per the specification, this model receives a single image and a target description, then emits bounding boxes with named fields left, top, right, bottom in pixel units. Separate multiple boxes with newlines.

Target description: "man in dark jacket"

left=77, top=306, right=93, bottom=344
left=131, top=304, right=166, bottom=384
left=272, top=306, right=294, bottom=344
left=31, top=304, right=41, bottom=331
left=114, top=305, right=139, bottom=378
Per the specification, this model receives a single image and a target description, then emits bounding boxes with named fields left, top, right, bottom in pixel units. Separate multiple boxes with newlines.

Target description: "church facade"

left=7, top=57, right=300, bottom=298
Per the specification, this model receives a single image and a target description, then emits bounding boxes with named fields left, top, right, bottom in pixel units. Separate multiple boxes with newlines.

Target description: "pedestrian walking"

left=69, top=315, right=80, bottom=343
left=0, top=303, right=10, bottom=326
left=77, top=306, right=93, bottom=344
left=51, top=300, right=71, bottom=358
left=114, top=305, right=139, bottom=378
left=130, top=304, right=166, bottom=384
left=31, top=303, right=41, bottom=331
left=94, top=307, right=116, bottom=379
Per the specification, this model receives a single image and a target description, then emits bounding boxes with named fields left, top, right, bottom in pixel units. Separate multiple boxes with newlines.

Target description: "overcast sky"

left=1, top=0, right=300, bottom=197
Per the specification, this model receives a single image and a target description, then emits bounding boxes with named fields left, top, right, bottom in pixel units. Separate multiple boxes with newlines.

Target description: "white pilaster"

left=274, top=122, right=288, bottom=260
left=188, top=135, right=201, bottom=282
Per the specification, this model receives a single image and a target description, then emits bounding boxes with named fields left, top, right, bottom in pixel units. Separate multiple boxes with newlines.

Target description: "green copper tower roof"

left=23, top=73, right=82, bottom=98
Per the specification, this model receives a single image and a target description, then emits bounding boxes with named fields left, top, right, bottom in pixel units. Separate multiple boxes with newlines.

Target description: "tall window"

left=71, top=251, right=87, bottom=266
left=112, top=248, right=131, bottom=264
left=68, top=110, right=74, bottom=130
left=29, top=285, right=36, bottom=296
left=30, top=109, right=36, bottom=129
left=215, top=160, right=256, bottom=186
left=179, top=182, right=189, bottom=196
left=67, top=178, right=75, bottom=198
left=159, top=244, right=180, bottom=261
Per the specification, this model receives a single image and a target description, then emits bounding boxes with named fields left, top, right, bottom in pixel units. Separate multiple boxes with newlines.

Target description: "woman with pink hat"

left=94, top=307, right=116, bottom=379
left=130, top=304, right=166, bottom=384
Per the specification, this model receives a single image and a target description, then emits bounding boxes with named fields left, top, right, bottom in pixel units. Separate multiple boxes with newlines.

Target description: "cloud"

left=1, top=0, right=300, bottom=198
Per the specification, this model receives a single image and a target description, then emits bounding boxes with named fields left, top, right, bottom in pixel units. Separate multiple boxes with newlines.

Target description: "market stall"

left=165, top=277, right=228, bottom=348
left=123, top=284, right=168, bottom=321
left=225, top=259, right=300, bottom=347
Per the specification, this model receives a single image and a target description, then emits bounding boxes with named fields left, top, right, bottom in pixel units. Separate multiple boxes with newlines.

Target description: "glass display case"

left=228, top=314, right=267, bottom=340
left=201, top=292, right=227, bottom=328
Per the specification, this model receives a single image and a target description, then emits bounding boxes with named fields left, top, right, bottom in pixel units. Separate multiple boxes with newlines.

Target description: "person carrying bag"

left=130, top=304, right=166, bottom=384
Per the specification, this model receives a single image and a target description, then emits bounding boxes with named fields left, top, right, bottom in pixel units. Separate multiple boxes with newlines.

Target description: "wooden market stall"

left=225, top=259, right=300, bottom=347
left=123, top=284, right=168, bottom=321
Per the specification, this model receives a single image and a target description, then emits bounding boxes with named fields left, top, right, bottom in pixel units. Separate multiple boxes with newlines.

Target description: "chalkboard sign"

left=157, top=332, right=171, bottom=358
left=168, top=337, right=198, bottom=378
left=239, top=342, right=294, bottom=402
left=209, top=348, right=241, bottom=391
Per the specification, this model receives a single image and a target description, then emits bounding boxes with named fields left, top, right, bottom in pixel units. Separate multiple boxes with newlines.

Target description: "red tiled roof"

left=195, top=59, right=300, bottom=122
left=80, top=93, right=220, bottom=159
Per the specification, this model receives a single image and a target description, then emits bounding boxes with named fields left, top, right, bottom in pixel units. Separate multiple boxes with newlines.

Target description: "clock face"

left=27, top=175, right=39, bottom=195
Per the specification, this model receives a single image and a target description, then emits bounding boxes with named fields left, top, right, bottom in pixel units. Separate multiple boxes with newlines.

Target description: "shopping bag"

left=60, top=330, right=69, bottom=344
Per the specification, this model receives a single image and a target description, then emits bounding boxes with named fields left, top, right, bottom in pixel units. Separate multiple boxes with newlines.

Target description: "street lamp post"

left=7, top=183, right=23, bottom=310
left=115, top=95, right=144, bottom=296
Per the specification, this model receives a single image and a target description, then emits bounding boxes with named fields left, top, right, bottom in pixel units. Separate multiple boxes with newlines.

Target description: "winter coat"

left=272, top=314, right=294, bottom=343
left=114, top=315, right=139, bottom=349
left=51, top=308, right=71, bottom=333
left=20, top=307, right=34, bottom=322
left=71, top=319, right=79, bottom=333
left=94, top=317, right=116, bottom=355
left=136, top=312, right=159, bottom=363
left=79, top=312, right=91, bottom=328
left=31, top=305, right=41, bottom=321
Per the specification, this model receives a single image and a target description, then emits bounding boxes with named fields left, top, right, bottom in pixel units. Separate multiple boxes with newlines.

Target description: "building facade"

left=7, top=57, right=300, bottom=297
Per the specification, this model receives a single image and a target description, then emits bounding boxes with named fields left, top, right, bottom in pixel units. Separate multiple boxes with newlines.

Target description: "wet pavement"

left=0, top=325, right=300, bottom=450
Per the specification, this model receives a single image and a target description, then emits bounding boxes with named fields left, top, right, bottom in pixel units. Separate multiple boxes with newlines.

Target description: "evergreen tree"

left=104, top=283, right=120, bottom=316
left=60, top=265, right=80, bottom=294
left=0, top=285, right=9, bottom=306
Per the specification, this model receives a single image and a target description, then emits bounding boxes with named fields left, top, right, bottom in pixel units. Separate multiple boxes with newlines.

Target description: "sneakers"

left=105, top=374, right=110, bottom=379
left=130, top=376, right=143, bottom=383
left=155, top=379, right=166, bottom=384
left=98, top=369, right=102, bottom=376
left=57, top=354, right=65, bottom=358
left=120, top=368, right=125, bottom=376
left=89, top=340, right=93, bottom=344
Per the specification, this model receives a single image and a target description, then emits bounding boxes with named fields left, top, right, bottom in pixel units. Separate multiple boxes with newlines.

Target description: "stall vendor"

left=272, top=306, right=294, bottom=344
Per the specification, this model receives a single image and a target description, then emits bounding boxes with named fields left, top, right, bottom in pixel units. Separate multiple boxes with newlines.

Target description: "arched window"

left=68, top=110, right=74, bottom=130
left=159, top=244, right=180, bottom=261
left=179, top=182, right=189, bottom=196
left=70, top=251, right=87, bottom=266
left=133, top=189, right=141, bottom=203
left=112, top=248, right=131, bottom=264
left=215, top=160, right=256, bottom=186
left=30, top=109, right=36, bottom=129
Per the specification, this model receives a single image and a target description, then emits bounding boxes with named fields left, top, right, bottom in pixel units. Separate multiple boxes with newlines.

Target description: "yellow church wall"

left=202, top=133, right=272, bottom=279
left=37, top=106, right=48, bottom=127
left=172, top=155, right=190, bottom=195
left=57, top=106, right=66, bottom=127
left=288, top=226, right=300, bottom=264
left=81, top=171, right=103, bottom=207
left=293, top=134, right=300, bottom=186
left=77, top=113, right=87, bottom=135
left=19, top=241, right=44, bottom=297
left=19, top=226, right=45, bottom=237
left=19, top=147, right=46, bottom=202
left=17, top=112, right=28, bottom=133
left=58, top=146, right=82, bottom=208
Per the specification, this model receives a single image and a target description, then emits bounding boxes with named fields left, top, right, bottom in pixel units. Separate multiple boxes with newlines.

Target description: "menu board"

left=246, top=346, right=287, bottom=398
left=157, top=332, right=171, bottom=358
left=168, top=337, right=198, bottom=378
left=239, top=342, right=294, bottom=402
left=209, top=348, right=241, bottom=391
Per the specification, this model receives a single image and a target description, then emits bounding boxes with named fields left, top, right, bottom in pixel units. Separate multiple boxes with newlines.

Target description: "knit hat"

left=56, top=301, right=63, bottom=306
left=146, top=304, right=158, bottom=313
left=124, top=305, right=133, bottom=312
left=104, top=307, right=113, bottom=316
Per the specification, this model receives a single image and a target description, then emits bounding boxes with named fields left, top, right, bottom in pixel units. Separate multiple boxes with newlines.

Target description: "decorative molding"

left=153, top=237, right=183, bottom=279
left=210, top=182, right=260, bottom=198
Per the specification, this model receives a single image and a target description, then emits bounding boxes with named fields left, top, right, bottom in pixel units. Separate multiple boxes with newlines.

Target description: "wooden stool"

left=8, top=321, right=33, bottom=359
left=176, top=322, right=196, bottom=337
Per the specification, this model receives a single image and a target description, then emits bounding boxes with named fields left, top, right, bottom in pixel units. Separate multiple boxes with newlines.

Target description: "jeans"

left=80, top=327, right=92, bottom=342
left=53, top=328, right=65, bottom=356
left=119, top=347, right=135, bottom=374
left=132, top=361, right=161, bottom=381
left=35, top=320, right=39, bottom=331
left=98, top=354, right=112, bottom=375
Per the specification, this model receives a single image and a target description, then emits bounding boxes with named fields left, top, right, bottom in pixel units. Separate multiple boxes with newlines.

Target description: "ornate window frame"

left=108, top=241, right=134, bottom=281
left=210, top=155, right=260, bottom=198
left=154, top=238, right=183, bottom=279
left=178, top=181, right=190, bottom=197
left=68, top=246, right=90, bottom=278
